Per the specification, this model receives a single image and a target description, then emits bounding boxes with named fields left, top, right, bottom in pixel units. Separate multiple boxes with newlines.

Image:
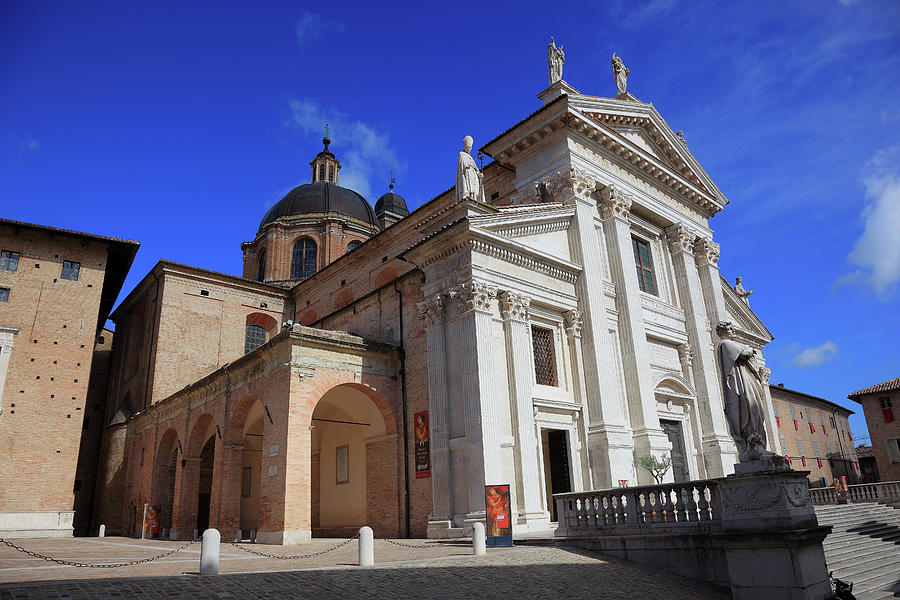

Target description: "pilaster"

left=599, top=186, right=670, bottom=482
left=544, top=168, right=634, bottom=488
left=0, top=326, right=19, bottom=419
left=499, top=291, right=548, bottom=529
left=666, top=224, right=736, bottom=476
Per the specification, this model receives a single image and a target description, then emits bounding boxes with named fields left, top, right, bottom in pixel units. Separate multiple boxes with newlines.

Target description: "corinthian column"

left=599, top=186, right=670, bottom=483
left=544, top=168, right=634, bottom=488
left=665, top=224, right=736, bottom=476
left=499, top=291, right=548, bottom=529
left=416, top=294, right=452, bottom=534
left=447, top=279, right=502, bottom=525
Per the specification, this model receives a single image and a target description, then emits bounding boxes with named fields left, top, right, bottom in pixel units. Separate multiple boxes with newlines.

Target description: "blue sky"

left=2, top=1, right=898, bottom=441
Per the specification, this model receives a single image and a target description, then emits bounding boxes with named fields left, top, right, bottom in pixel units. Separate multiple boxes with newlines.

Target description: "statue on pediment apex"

left=611, top=52, right=629, bottom=95
left=548, top=37, right=565, bottom=84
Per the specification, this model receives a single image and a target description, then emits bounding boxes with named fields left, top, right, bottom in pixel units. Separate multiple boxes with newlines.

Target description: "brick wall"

left=859, top=391, right=900, bottom=481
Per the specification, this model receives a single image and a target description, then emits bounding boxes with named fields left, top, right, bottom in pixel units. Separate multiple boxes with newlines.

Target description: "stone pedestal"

left=718, top=467, right=832, bottom=600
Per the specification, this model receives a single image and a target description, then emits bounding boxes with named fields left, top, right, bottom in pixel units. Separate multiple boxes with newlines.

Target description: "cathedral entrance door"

left=660, top=420, right=688, bottom=482
left=541, top=429, right=571, bottom=521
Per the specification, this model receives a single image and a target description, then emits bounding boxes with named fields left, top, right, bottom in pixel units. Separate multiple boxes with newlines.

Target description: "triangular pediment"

left=469, top=204, right=575, bottom=263
left=721, top=275, right=772, bottom=345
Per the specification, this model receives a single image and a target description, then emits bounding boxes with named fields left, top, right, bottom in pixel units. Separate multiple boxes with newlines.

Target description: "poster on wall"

left=484, top=484, right=513, bottom=547
left=414, top=411, right=430, bottom=479
left=142, top=504, right=161, bottom=539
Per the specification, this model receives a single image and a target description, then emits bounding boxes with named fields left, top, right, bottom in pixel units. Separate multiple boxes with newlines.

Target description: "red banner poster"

left=485, top=484, right=513, bottom=547
left=414, top=411, right=430, bottom=479
left=142, top=504, right=161, bottom=539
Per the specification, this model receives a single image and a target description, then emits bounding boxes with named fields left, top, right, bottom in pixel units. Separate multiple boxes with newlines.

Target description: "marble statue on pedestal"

left=716, top=321, right=768, bottom=463
left=611, top=53, right=629, bottom=95
left=733, top=277, right=753, bottom=304
left=456, top=135, right=485, bottom=203
left=548, top=37, right=565, bottom=84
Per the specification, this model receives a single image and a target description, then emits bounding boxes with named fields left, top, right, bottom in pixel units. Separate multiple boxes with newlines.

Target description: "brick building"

left=849, top=377, right=900, bottom=482
left=769, top=383, right=857, bottom=487
left=0, top=220, right=137, bottom=537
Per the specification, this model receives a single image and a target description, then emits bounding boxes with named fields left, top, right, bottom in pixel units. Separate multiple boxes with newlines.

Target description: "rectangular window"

left=0, top=250, right=20, bottom=272
left=813, top=440, right=820, bottom=457
left=798, top=439, right=805, bottom=456
left=790, top=405, right=796, bottom=419
left=887, top=439, right=900, bottom=462
left=0, top=287, right=8, bottom=302
left=819, top=412, right=826, bottom=428
left=880, top=397, right=895, bottom=423
left=336, top=445, right=349, bottom=484
left=773, top=402, right=779, bottom=417
left=780, top=435, right=788, bottom=456
left=830, top=416, right=836, bottom=428
left=61, top=260, right=80, bottom=281
left=531, top=326, right=557, bottom=387
left=631, top=237, right=657, bottom=295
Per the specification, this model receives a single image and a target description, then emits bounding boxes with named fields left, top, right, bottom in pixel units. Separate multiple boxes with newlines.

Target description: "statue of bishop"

left=611, top=52, right=629, bottom=95
left=716, top=321, right=768, bottom=463
left=548, top=37, right=565, bottom=84
left=456, top=135, right=485, bottom=203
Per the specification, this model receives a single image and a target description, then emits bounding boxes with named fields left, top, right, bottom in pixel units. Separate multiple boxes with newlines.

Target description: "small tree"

left=637, top=454, right=672, bottom=484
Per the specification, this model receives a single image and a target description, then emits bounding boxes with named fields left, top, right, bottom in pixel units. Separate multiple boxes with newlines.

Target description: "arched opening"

left=151, top=429, right=180, bottom=536
left=291, top=238, right=317, bottom=280
left=310, top=384, right=393, bottom=537
left=257, top=249, right=267, bottom=281
left=197, top=435, right=216, bottom=533
left=346, top=240, right=362, bottom=253
left=239, top=401, right=264, bottom=536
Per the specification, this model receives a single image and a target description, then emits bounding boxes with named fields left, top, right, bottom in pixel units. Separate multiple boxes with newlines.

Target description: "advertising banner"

left=414, top=411, right=430, bottom=479
left=142, top=504, right=161, bottom=539
left=485, top=484, right=513, bottom=547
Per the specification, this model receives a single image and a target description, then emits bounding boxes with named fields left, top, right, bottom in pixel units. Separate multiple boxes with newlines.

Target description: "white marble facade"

left=407, top=82, right=776, bottom=536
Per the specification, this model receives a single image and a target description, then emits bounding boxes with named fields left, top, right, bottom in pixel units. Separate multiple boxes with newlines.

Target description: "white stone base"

left=0, top=510, right=74, bottom=538
left=255, top=529, right=311, bottom=545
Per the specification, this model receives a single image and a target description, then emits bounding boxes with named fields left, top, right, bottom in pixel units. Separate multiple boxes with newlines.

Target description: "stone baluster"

left=684, top=485, right=699, bottom=522
left=707, top=484, right=723, bottom=520
left=614, top=494, right=627, bottom=525
left=697, top=486, right=711, bottom=521
left=663, top=488, right=676, bottom=522
left=674, top=485, right=687, bottom=522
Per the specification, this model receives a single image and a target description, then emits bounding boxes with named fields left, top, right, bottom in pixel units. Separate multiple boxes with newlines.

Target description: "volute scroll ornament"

left=597, top=185, right=633, bottom=220
left=416, top=294, right=444, bottom=328
left=664, top=223, right=697, bottom=254
left=499, top=291, right=531, bottom=322
left=564, top=309, right=584, bottom=337
left=677, top=342, right=694, bottom=368
left=542, top=167, right=595, bottom=203
left=448, top=280, right=498, bottom=313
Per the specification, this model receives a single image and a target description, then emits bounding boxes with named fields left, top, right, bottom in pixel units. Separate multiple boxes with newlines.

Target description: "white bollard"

left=358, top=526, right=374, bottom=566
left=193, top=529, right=198, bottom=541
left=98, top=524, right=105, bottom=538
left=199, top=528, right=220, bottom=575
left=249, top=529, right=256, bottom=543
left=473, top=522, right=486, bottom=555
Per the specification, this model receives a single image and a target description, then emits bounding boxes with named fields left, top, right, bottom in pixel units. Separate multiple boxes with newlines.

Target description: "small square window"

left=0, top=287, right=9, bottom=302
left=531, top=326, right=557, bottom=387
left=61, top=261, right=80, bottom=281
left=880, top=397, right=893, bottom=410
left=0, top=250, right=20, bottom=272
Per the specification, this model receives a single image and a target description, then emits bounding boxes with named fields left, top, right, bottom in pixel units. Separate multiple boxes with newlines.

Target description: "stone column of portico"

left=499, top=291, right=548, bottom=529
left=544, top=168, right=634, bottom=488
left=598, top=186, right=671, bottom=481
left=209, top=441, right=242, bottom=540
left=666, top=224, right=736, bottom=476
left=416, top=294, right=453, bottom=535
left=171, top=457, right=201, bottom=539
left=448, top=279, right=503, bottom=526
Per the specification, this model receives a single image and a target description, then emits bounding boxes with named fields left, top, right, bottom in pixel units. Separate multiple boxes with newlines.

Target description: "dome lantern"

left=310, top=124, right=341, bottom=184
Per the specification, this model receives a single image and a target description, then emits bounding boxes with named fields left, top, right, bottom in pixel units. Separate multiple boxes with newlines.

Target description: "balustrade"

left=808, top=481, right=900, bottom=505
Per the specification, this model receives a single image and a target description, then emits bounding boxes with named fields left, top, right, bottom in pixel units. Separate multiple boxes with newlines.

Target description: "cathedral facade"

left=3, top=69, right=778, bottom=541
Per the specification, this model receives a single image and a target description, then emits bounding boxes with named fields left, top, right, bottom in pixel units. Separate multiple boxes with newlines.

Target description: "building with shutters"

left=849, top=377, right=900, bottom=483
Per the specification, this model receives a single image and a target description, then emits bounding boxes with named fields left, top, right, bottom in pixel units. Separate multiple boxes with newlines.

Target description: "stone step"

left=855, top=588, right=896, bottom=600
left=825, top=540, right=897, bottom=564
left=851, top=569, right=900, bottom=598
left=824, top=526, right=900, bottom=546
left=828, top=548, right=900, bottom=576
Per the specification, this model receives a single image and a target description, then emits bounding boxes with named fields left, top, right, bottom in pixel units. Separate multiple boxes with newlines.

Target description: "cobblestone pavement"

left=0, top=537, right=729, bottom=599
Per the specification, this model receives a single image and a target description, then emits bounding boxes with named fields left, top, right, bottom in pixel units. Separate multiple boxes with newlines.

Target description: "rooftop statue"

left=734, top=276, right=753, bottom=304
left=716, top=321, right=768, bottom=463
left=611, top=52, right=629, bottom=95
left=456, top=135, right=485, bottom=204
left=548, top=37, right=565, bottom=84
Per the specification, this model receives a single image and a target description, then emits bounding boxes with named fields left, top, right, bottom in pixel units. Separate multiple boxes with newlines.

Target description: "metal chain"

left=229, top=535, right=357, bottom=560
left=381, top=535, right=469, bottom=549
left=0, top=537, right=194, bottom=568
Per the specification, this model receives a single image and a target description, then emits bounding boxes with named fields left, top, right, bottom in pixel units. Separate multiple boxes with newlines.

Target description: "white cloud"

left=840, top=147, right=900, bottom=299
left=286, top=99, right=403, bottom=200
left=789, top=341, right=838, bottom=369
left=295, top=13, right=344, bottom=46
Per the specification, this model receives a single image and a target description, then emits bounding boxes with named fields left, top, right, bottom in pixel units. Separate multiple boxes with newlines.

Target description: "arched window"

left=328, top=165, right=334, bottom=181
left=291, top=238, right=317, bottom=280
left=244, top=324, right=267, bottom=354
left=318, top=164, right=325, bottom=181
left=257, top=249, right=267, bottom=281
left=346, top=240, right=362, bottom=253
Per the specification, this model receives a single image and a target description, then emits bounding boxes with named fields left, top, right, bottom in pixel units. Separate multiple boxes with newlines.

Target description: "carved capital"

left=543, top=167, right=595, bottom=203
left=499, top=291, right=530, bottom=322
left=759, top=366, right=771, bottom=385
left=416, top=294, right=444, bottom=328
left=564, top=309, right=584, bottom=338
left=677, top=342, right=694, bottom=367
left=664, top=223, right=697, bottom=254
left=510, top=181, right=543, bottom=206
left=597, top=185, right=633, bottom=220
left=448, top=280, right=497, bottom=313
left=693, top=237, right=720, bottom=267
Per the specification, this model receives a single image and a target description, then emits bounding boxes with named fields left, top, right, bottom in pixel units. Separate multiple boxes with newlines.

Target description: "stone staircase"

left=815, top=503, right=900, bottom=600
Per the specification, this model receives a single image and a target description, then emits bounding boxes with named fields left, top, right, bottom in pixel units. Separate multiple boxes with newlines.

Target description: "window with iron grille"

left=0, top=287, right=9, bottom=302
left=0, top=250, right=19, bottom=272
left=790, top=405, right=797, bottom=419
left=291, top=238, right=317, bottom=280
left=813, top=440, right=820, bottom=457
left=61, top=260, right=80, bottom=281
left=797, top=439, right=805, bottom=456
left=631, top=237, right=657, bottom=295
left=244, top=324, right=267, bottom=354
left=257, top=249, right=266, bottom=282
left=531, top=326, right=557, bottom=387
left=780, top=435, right=788, bottom=456
left=773, top=402, right=779, bottom=417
